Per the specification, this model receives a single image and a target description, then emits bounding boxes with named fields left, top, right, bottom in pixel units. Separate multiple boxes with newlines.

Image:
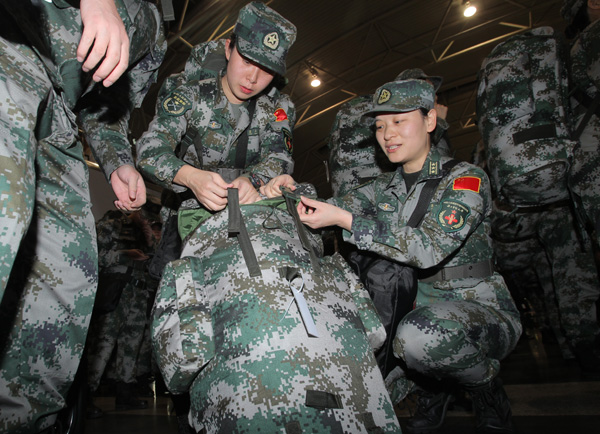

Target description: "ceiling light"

left=463, top=1, right=477, bottom=17
left=307, top=64, right=321, bottom=87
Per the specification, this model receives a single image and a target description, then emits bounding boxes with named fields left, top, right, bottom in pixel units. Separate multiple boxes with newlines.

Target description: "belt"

left=419, top=259, right=494, bottom=283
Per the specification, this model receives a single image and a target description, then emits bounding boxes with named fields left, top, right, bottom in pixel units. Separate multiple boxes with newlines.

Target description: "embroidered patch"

left=274, top=108, right=288, bottom=121
left=208, top=120, right=222, bottom=130
left=377, top=88, right=391, bottom=105
left=453, top=176, right=481, bottom=193
left=437, top=200, right=470, bottom=232
left=263, top=32, right=279, bottom=50
left=248, top=127, right=259, bottom=136
left=377, top=202, right=396, bottom=212
left=162, top=92, right=191, bottom=116
left=282, top=128, right=293, bottom=153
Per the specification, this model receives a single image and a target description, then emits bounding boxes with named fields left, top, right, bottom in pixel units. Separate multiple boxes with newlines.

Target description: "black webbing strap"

left=512, top=123, right=557, bottom=145
left=284, top=194, right=322, bottom=274
left=227, top=189, right=261, bottom=277
left=406, top=159, right=461, bottom=228
left=234, top=98, right=257, bottom=169
left=305, top=390, right=343, bottom=409
left=573, top=91, right=600, bottom=140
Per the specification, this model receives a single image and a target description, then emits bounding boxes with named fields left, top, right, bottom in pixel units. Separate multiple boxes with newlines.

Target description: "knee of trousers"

left=393, top=311, right=470, bottom=374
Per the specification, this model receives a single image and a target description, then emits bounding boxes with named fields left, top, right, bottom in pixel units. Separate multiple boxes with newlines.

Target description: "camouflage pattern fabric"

left=0, top=1, right=166, bottom=432
left=568, top=18, right=600, bottom=246
left=136, top=74, right=296, bottom=211
left=86, top=211, right=155, bottom=392
left=233, top=1, right=296, bottom=77
left=330, top=146, right=521, bottom=391
left=328, top=95, right=395, bottom=197
left=491, top=203, right=600, bottom=349
left=152, top=190, right=401, bottom=433
left=476, top=26, right=576, bottom=207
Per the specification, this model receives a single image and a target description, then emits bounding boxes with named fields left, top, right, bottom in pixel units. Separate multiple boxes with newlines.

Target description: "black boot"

left=115, top=381, right=149, bottom=411
left=406, top=388, right=454, bottom=434
left=467, top=377, right=515, bottom=434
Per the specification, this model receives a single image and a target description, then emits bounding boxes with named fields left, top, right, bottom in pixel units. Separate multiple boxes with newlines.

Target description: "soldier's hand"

left=111, top=165, right=146, bottom=211
left=121, top=249, right=150, bottom=261
left=78, top=0, right=130, bottom=87
left=297, top=196, right=353, bottom=231
left=175, top=166, right=231, bottom=211
left=232, top=177, right=261, bottom=204
left=260, top=175, right=296, bottom=198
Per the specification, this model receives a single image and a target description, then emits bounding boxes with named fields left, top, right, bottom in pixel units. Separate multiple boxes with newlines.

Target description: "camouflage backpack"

left=151, top=187, right=402, bottom=433
left=476, top=26, right=577, bottom=207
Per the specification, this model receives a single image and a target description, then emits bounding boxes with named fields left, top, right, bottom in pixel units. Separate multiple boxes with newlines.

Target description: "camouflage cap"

left=561, top=0, right=586, bottom=23
left=234, top=2, right=297, bottom=76
left=364, top=79, right=435, bottom=117
left=394, top=68, right=443, bottom=92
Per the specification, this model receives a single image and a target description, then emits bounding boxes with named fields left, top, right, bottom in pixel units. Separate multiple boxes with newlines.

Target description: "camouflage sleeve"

left=328, top=179, right=380, bottom=217
left=78, top=7, right=167, bottom=180
left=345, top=164, right=492, bottom=269
left=135, top=82, right=196, bottom=190
left=245, top=92, right=296, bottom=184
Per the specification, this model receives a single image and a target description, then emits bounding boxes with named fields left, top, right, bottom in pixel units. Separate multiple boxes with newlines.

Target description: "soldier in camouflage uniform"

left=86, top=204, right=161, bottom=417
left=297, top=80, right=522, bottom=434
left=0, top=1, right=166, bottom=432
left=136, top=1, right=297, bottom=241
left=563, top=0, right=600, bottom=249
left=152, top=183, right=402, bottom=433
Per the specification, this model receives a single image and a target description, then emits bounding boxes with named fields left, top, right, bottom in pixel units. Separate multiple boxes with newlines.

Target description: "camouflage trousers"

left=0, top=38, right=98, bottom=433
left=492, top=204, right=600, bottom=348
left=87, top=280, right=151, bottom=391
left=570, top=113, right=600, bottom=248
left=393, top=300, right=521, bottom=387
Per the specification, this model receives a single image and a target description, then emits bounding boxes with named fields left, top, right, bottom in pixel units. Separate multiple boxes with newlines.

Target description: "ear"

left=426, top=109, right=437, bottom=133
left=225, top=39, right=233, bottom=61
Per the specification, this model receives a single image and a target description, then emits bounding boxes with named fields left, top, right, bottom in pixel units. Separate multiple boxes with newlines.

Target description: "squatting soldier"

left=296, top=79, right=522, bottom=434
left=86, top=203, right=161, bottom=418
left=0, top=1, right=166, bottom=432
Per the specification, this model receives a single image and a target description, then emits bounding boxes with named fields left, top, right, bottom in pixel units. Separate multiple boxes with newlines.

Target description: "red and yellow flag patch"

left=452, top=176, right=481, bottom=193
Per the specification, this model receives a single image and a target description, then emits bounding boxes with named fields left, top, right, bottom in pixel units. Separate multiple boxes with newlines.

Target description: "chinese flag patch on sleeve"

left=452, top=176, right=481, bottom=193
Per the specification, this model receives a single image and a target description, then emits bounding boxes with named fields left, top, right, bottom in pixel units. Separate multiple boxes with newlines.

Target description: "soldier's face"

left=222, top=40, right=275, bottom=104
left=374, top=109, right=436, bottom=173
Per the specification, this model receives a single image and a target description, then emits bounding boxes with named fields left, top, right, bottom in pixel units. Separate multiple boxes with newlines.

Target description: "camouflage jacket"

left=136, top=71, right=296, bottom=209
left=152, top=192, right=401, bottom=433
left=13, top=0, right=167, bottom=179
left=331, top=147, right=518, bottom=315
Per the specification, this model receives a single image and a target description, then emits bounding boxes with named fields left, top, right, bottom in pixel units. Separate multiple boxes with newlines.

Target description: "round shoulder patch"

left=162, top=91, right=192, bottom=116
left=437, top=199, right=471, bottom=232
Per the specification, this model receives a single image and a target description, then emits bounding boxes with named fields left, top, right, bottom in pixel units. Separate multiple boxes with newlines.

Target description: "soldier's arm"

left=243, top=93, right=296, bottom=185
left=344, top=164, right=491, bottom=269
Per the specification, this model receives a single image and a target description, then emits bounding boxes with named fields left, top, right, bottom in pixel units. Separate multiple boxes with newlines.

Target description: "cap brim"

left=235, top=38, right=284, bottom=76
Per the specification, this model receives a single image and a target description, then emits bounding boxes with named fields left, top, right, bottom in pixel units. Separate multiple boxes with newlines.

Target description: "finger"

left=82, top=29, right=110, bottom=77
left=98, top=36, right=130, bottom=86
left=77, top=28, right=95, bottom=65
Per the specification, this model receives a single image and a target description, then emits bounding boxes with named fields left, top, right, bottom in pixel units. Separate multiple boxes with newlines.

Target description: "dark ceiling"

left=132, top=0, right=566, bottom=197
